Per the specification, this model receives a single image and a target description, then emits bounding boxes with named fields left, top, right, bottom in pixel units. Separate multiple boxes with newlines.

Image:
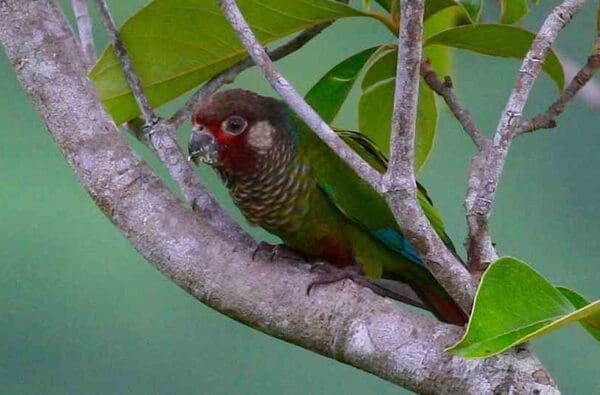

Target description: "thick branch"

left=71, top=0, right=96, bottom=68
left=517, top=36, right=600, bottom=134
left=0, top=1, right=560, bottom=393
left=465, top=0, right=587, bottom=272
left=421, top=60, right=486, bottom=149
left=382, top=0, right=475, bottom=309
left=216, top=0, right=383, bottom=192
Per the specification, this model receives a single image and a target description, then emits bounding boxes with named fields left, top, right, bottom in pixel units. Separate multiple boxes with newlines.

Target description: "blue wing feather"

left=372, top=228, right=425, bottom=265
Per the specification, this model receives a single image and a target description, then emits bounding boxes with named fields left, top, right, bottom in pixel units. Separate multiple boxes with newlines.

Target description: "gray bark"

left=382, top=0, right=475, bottom=310
left=465, top=0, right=588, bottom=271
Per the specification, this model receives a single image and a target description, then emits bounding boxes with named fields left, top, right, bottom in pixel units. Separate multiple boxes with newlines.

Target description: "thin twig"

left=382, top=0, right=475, bottom=309
left=125, top=120, right=204, bottom=203
left=560, top=51, right=600, bottom=111
left=93, top=0, right=247, bottom=241
left=420, top=60, right=486, bottom=149
left=94, top=0, right=156, bottom=125
left=71, top=0, right=96, bottom=68
left=216, top=0, right=383, bottom=192
left=465, top=0, right=588, bottom=273
left=517, top=35, right=600, bottom=134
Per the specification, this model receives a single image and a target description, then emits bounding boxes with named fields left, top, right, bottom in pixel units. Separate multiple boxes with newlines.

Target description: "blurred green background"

left=1, top=1, right=598, bottom=394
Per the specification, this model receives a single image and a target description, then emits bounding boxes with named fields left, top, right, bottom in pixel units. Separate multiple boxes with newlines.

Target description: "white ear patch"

left=247, top=121, right=276, bottom=151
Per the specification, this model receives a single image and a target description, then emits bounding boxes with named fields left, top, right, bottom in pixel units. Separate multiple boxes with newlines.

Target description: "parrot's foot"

left=307, top=264, right=415, bottom=300
left=307, top=264, right=372, bottom=295
left=252, top=242, right=307, bottom=262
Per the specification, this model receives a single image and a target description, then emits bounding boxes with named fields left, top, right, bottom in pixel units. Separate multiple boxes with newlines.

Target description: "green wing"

left=297, top=123, right=458, bottom=264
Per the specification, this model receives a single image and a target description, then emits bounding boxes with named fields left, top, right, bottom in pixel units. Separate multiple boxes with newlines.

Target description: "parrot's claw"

left=307, top=265, right=409, bottom=300
left=310, top=263, right=327, bottom=273
left=306, top=264, right=370, bottom=295
left=309, top=263, right=329, bottom=273
left=252, top=241, right=275, bottom=261
left=252, top=242, right=307, bottom=262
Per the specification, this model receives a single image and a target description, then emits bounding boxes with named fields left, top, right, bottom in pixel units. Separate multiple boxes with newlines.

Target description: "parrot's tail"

left=416, top=284, right=469, bottom=325
left=378, top=270, right=469, bottom=326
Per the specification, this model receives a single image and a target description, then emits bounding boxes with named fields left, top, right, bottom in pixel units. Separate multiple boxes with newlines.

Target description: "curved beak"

left=188, top=126, right=219, bottom=165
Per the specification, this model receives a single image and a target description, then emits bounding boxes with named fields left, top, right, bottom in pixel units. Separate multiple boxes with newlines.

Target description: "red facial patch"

left=196, top=118, right=255, bottom=172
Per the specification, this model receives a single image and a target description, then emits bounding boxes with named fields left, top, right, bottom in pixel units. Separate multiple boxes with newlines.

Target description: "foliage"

left=90, top=0, right=363, bottom=123
left=305, top=46, right=378, bottom=124
left=425, top=24, right=564, bottom=89
left=358, top=46, right=437, bottom=172
left=500, top=0, right=540, bottom=25
left=448, top=257, right=600, bottom=358
left=90, top=0, right=599, bottom=358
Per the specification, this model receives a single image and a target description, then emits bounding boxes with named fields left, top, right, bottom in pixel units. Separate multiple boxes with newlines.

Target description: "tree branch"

left=94, top=0, right=155, bottom=124
left=382, top=0, right=475, bottom=309
left=93, top=0, right=247, bottom=243
left=560, top=51, right=600, bottom=111
left=517, top=35, right=600, bottom=134
left=421, top=60, right=486, bottom=149
left=465, top=0, right=588, bottom=273
left=0, top=2, right=560, bottom=393
left=216, top=0, right=383, bottom=193
left=71, top=0, right=96, bottom=69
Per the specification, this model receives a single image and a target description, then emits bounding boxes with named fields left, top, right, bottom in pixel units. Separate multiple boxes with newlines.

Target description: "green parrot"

left=188, top=89, right=467, bottom=325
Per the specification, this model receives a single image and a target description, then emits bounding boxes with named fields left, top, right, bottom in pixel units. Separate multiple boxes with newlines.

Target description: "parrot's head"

left=188, top=89, right=292, bottom=173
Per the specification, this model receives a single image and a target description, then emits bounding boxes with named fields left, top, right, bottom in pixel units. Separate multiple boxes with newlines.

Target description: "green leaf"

left=457, top=0, right=482, bottom=21
left=358, top=48, right=437, bottom=172
left=423, top=7, right=461, bottom=75
left=360, top=47, right=396, bottom=90
left=500, top=0, right=530, bottom=25
left=448, top=257, right=600, bottom=358
left=305, top=47, right=378, bottom=124
left=425, top=0, right=482, bottom=22
left=90, top=0, right=364, bottom=124
left=557, top=287, right=600, bottom=341
left=425, top=24, right=564, bottom=90
left=374, top=0, right=393, bottom=12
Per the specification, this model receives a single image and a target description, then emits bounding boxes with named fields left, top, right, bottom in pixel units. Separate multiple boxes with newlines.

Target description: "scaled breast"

left=231, top=158, right=313, bottom=235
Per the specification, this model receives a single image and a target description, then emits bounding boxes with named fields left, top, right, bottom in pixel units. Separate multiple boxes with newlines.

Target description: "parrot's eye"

left=222, top=115, right=247, bottom=135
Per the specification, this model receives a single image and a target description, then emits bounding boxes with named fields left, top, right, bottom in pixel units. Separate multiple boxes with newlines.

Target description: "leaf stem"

left=365, top=10, right=398, bottom=35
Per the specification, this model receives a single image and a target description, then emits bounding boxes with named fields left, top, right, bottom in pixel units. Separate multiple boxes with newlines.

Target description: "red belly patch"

left=320, top=234, right=354, bottom=267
